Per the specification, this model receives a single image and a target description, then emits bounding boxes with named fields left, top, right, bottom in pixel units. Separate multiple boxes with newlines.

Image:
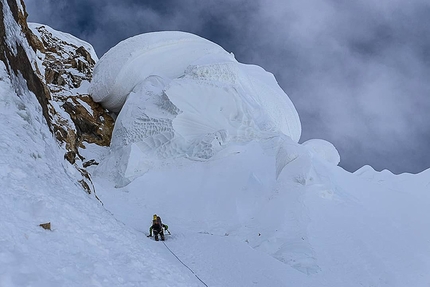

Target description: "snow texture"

left=0, top=59, right=199, bottom=287
left=90, top=31, right=301, bottom=185
left=93, top=137, right=430, bottom=287
left=302, top=138, right=341, bottom=165
left=2, top=0, right=22, bottom=56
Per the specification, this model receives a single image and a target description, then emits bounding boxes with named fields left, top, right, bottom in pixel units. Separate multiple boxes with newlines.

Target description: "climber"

left=147, top=214, right=169, bottom=241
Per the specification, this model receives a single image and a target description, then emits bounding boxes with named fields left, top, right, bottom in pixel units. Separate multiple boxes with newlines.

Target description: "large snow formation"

left=90, top=32, right=300, bottom=142
left=87, top=30, right=349, bottom=273
left=89, top=31, right=302, bottom=185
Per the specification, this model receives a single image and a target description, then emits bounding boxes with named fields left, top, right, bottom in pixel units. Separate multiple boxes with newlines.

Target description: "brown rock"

left=39, top=222, right=51, bottom=230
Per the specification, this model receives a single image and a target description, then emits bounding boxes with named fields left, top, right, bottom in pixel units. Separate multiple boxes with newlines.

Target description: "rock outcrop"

left=29, top=23, right=114, bottom=165
left=0, top=0, right=114, bottom=195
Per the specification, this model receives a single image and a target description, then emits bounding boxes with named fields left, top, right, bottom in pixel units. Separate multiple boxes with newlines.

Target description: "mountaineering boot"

left=155, top=235, right=159, bottom=241
left=161, top=234, right=165, bottom=241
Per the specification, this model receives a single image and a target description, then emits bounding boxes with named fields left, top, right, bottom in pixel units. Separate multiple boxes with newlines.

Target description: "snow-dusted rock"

left=28, top=23, right=114, bottom=193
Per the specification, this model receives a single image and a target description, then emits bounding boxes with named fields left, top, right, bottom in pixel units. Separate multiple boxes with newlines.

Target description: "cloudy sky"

left=26, top=0, right=430, bottom=174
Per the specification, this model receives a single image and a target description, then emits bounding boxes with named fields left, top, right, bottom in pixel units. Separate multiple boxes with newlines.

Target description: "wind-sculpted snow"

left=89, top=30, right=335, bottom=272
left=89, top=31, right=231, bottom=112
left=302, top=139, right=341, bottom=165
left=90, top=31, right=301, bottom=185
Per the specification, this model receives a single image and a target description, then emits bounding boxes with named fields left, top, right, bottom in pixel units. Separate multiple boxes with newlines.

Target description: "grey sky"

left=26, top=0, right=430, bottom=174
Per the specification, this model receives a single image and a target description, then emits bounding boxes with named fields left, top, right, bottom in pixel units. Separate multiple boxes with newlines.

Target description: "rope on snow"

left=162, top=241, right=209, bottom=287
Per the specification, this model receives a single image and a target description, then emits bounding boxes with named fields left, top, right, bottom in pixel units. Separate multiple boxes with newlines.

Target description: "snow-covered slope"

left=2, top=1, right=430, bottom=286
left=92, top=142, right=430, bottom=286
left=0, top=59, right=205, bottom=286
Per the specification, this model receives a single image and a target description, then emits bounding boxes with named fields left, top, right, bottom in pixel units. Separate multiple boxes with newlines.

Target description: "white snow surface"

left=89, top=31, right=229, bottom=111
left=2, top=0, right=23, bottom=56
left=0, top=60, right=200, bottom=287
left=90, top=32, right=300, bottom=143
left=90, top=31, right=301, bottom=185
left=302, top=138, right=341, bottom=165
left=93, top=144, right=430, bottom=287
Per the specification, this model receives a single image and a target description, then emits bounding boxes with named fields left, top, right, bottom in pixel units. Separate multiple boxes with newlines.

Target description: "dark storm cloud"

left=26, top=0, right=259, bottom=56
left=26, top=0, right=430, bottom=174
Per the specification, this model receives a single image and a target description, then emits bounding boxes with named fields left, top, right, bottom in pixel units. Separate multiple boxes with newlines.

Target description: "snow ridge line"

left=162, top=242, right=209, bottom=287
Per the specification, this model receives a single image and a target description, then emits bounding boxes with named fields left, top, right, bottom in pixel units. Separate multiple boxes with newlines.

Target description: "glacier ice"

left=90, top=31, right=302, bottom=185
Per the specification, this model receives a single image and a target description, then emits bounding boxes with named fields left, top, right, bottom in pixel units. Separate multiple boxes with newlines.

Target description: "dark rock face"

left=0, top=0, right=115, bottom=195
left=60, top=95, right=114, bottom=160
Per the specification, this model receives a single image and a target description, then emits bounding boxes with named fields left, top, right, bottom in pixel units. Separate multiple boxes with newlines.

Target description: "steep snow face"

left=2, top=0, right=24, bottom=56
left=90, top=31, right=301, bottom=185
left=0, top=56, right=198, bottom=287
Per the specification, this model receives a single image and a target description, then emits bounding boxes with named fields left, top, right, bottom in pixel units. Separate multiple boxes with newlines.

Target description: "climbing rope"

left=162, top=241, right=209, bottom=287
